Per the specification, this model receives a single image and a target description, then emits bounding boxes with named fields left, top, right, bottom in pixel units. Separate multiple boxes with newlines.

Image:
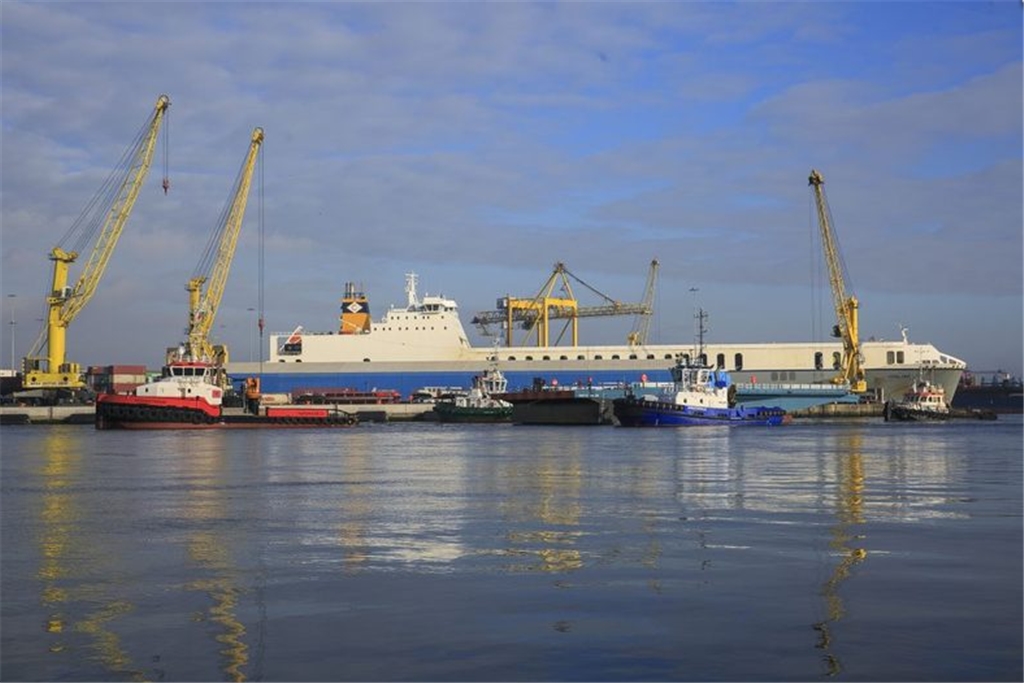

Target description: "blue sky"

left=2, top=2, right=1021, bottom=375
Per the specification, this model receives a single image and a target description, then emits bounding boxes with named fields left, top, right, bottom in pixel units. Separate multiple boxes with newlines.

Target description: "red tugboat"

left=96, top=360, right=357, bottom=429
left=96, top=361, right=221, bottom=427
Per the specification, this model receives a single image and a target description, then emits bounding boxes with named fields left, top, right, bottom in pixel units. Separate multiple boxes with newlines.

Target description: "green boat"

left=433, top=364, right=512, bottom=423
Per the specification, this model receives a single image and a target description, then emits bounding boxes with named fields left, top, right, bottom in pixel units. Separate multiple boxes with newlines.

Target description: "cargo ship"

left=225, top=274, right=966, bottom=402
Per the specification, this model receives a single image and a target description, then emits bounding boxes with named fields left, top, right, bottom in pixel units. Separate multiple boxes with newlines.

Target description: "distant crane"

left=627, top=259, right=659, bottom=347
left=23, top=95, right=171, bottom=393
left=471, top=262, right=652, bottom=347
left=809, top=169, right=866, bottom=393
left=177, top=127, right=264, bottom=373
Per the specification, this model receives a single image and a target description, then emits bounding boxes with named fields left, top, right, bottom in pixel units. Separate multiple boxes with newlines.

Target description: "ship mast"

left=694, top=307, right=708, bottom=365
left=405, top=272, right=419, bottom=309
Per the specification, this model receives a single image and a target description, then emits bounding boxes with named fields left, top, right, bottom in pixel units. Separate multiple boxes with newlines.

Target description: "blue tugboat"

left=613, top=309, right=789, bottom=427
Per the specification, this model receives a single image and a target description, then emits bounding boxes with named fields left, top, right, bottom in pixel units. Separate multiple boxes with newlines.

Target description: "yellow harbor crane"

left=176, top=127, right=264, bottom=371
left=626, top=259, right=659, bottom=347
left=23, top=95, right=171, bottom=392
left=471, top=262, right=654, bottom=347
left=809, top=169, right=867, bottom=393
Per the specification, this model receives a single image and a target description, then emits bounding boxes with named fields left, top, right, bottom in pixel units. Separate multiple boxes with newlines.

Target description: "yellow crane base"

left=23, top=370, right=86, bottom=390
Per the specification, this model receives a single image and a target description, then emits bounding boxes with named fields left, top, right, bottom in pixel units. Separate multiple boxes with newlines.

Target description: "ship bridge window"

left=897, top=351, right=905, bottom=364
left=525, top=355, right=534, bottom=361
left=611, top=354, right=620, bottom=360
left=716, top=353, right=725, bottom=369
left=734, top=353, right=743, bottom=371
left=647, top=354, right=655, bottom=360
left=560, top=355, right=569, bottom=361
left=363, top=358, right=371, bottom=362
left=833, top=352, right=842, bottom=370
left=577, top=354, right=586, bottom=360
left=507, top=356, right=516, bottom=361
left=594, top=355, right=603, bottom=360
left=542, top=355, right=551, bottom=361
left=887, top=351, right=894, bottom=364
left=815, top=352, right=824, bottom=370
left=629, top=354, right=637, bottom=360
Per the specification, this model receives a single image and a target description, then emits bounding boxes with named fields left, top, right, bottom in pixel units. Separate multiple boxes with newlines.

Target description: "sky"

left=2, top=1, right=1021, bottom=377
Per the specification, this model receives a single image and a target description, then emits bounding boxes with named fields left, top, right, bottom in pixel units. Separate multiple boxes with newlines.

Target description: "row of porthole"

left=503, top=353, right=670, bottom=361
left=275, top=351, right=873, bottom=372
left=380, top=327, right=447, bottom=331
left=278, top=354, right=669, bottom=363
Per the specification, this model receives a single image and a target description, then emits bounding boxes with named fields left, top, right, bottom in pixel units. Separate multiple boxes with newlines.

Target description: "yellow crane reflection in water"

left=498, top=440, right=584, bottom=575
left=182, top=438, right=252, bottom=682
left=813, top=430, right=868, bottom=677
left=37, top=429, right=144, bottom=679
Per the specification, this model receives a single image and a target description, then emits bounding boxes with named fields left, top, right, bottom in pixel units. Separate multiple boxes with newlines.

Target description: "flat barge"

left=499, top=388, right=617, bottom=425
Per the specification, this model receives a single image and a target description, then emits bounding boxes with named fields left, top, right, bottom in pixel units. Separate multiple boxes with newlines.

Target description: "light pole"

left=6, top=294, right=15, bottom=373
left=247, top=307, right=255, bottom=362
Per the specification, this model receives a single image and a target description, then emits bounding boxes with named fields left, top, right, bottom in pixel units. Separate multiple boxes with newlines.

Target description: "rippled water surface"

left=1, top=418, right=1021, bottom=681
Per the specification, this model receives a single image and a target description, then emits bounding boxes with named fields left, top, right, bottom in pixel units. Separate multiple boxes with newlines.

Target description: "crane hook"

left=162, top=177, right=170, bottom=194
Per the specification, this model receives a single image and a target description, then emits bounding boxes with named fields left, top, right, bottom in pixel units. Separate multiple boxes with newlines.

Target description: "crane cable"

left=561, top=265, right=619, bottom=306
left=809, top=188, right=822, bottom=343
left=162, top=113, right=170, bottom=194
left=191, top=151, right=250, bottom=281
left=58, top=115, right=152, bottom=257
left=257, top=141, right=265, bottom=369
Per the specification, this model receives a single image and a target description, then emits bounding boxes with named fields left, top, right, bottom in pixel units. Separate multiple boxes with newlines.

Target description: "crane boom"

left=627, top=259, right=659, bottom=346
left=183, top=127, right=264, bottom=366
left=809, top=169, right=866, bottom=393
left=24, top=95, right=171, bottom=390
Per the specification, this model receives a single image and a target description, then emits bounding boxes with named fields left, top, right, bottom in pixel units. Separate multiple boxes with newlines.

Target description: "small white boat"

left=884, top=379, right=950, bottom=421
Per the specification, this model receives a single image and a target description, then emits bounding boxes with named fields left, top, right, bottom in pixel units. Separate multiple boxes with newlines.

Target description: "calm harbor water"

left=1, top=418, right=1021, bottom=682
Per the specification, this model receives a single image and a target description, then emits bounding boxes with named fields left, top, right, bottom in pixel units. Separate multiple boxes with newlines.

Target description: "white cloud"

left=1, top=2, right=1020, bottom=374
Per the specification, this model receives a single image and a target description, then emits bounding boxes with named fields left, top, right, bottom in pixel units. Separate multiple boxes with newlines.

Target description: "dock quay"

left=0, top=403, right=435, bottom=426
left=1, top=401, right=998, bottom=426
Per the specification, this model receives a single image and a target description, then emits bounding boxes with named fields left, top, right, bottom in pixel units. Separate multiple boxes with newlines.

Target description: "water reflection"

left=493, top=437, right=583, bottom=574
left=335, top=431, right=372, bottom=573
left=36, top=429, right=143, bottom=679
left=180, top=434, right=251, bottom=682
left=5, top=421, right=1016, bottom=682
left=813, top=429, right=868, bottom=677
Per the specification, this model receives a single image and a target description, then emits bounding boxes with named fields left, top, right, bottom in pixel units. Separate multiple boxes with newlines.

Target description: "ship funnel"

left=340, top=282, right=371, bottom=335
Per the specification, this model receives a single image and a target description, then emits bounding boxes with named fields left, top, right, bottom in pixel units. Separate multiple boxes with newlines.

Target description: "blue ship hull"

left=613, top=397, right=789, bottom=427
left=231, top=368, right=661, bottom=400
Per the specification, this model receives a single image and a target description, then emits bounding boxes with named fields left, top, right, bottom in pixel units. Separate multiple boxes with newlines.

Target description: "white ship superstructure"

left=227, top=274, right=965, bottom=401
